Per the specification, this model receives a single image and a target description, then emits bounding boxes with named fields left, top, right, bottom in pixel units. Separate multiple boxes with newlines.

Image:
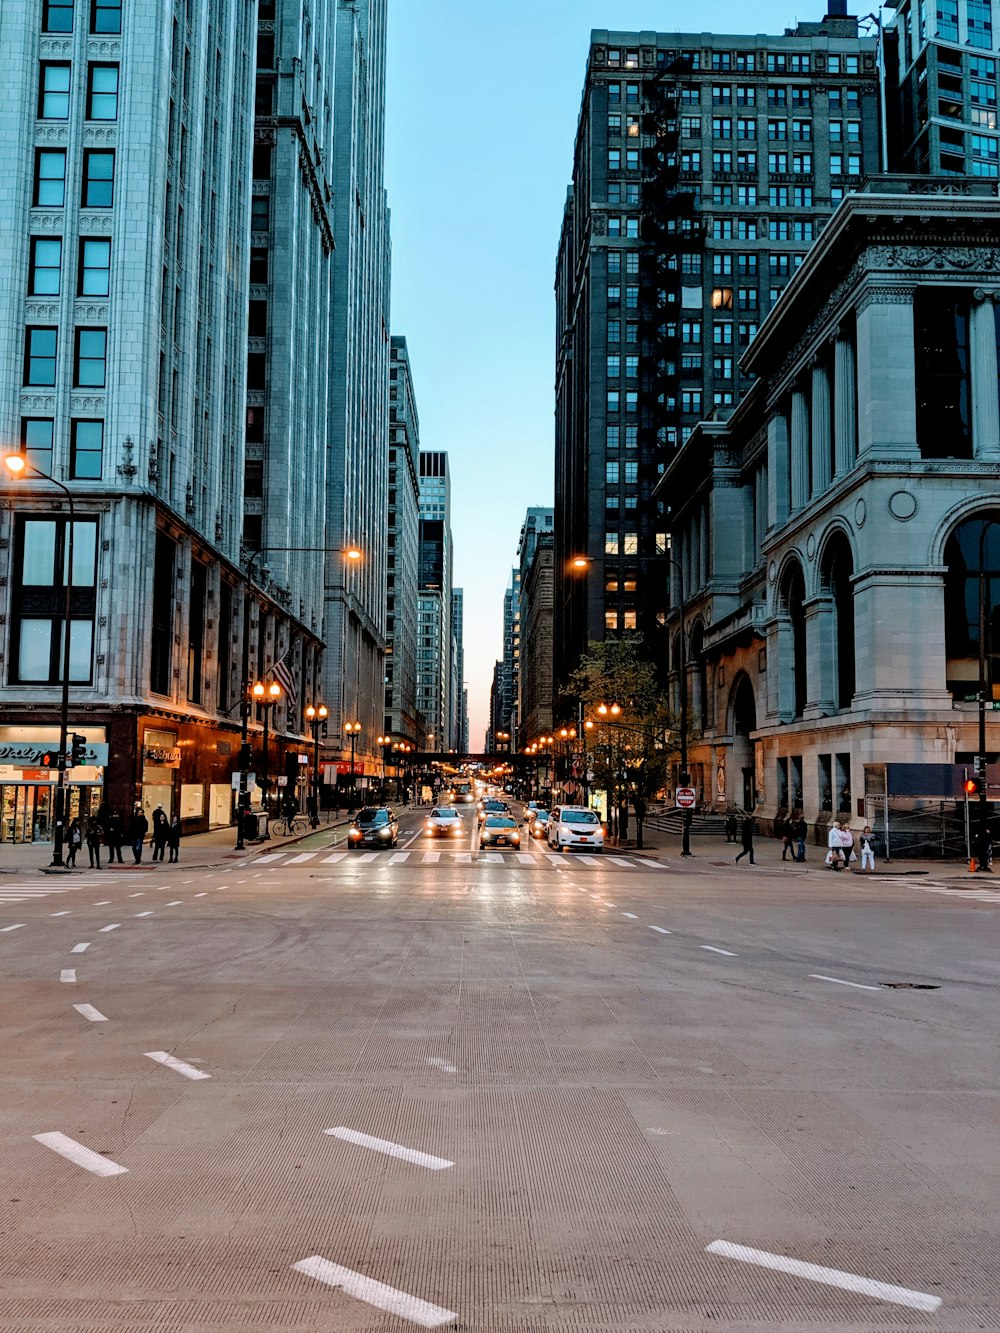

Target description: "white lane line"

left=622, top=911, right=639, bottom=920
left=73, top=1003, right=108, bottom=1023
left=287, top=852, right=318, bottom=864
left=33, top=1131, right=128, bottom=1177
left=322, top=851, right=347, bottom=864
left=166, top=900, right=183, bottom=906
left=402, top=829, right=422, bottom=849
left=0, top=923, right=25, bottom=933
left=193, top=892, right=207, bottom=897
left=700, top=945, right=737, bottom=956
left=60, top=968, right=76, bottom=983
left=292, top=1256, right=457, bottom=1328
left=603, top=901, right=617, bottom=908
left=422, top=851, right=441, bottom=864
left=809, top=973, right=881, bottom=992
left=71, top=942, right=89, bottom=953
left=50, top=910, right=72, bottom=916
left=145, top=1050, right=212, bottom=1081
left=516, top=852, right=534, bottom=865
left=388, top=852, right=411, bottom=864
left=648, top=925, right=672, bottom=935
left=427, top=1056, right=458, bottom=1074
left=254, top=853, right=283, bottom=863
left=577, top=886, right=589, bottom=893
left=128, top=892, right=144, bottom=898
left=98, top=923, right=121, bottom=932
left=576, top=855, right=602, bottom=866
left=93, top=900, right=111, bottom=906
left=323, top=1126, right=454, bottom=1171
left=705, top=1240, right=942, bottom=1313
left=608, top=856, right=638, bottom=868
left=135, top=910, right=154, bottom=917
left=546, top=854, right=565, bottom=867
left=357, top=852, right=379, bottom=864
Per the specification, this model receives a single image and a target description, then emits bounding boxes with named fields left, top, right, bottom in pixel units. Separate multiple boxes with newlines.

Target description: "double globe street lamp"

left=305, top=702, right=328, bottom=828
left=252, top=679, right=282, bottom=834
left=344, top=720, right=361, bottom=806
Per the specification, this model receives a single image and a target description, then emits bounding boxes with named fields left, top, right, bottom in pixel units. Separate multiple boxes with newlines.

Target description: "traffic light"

left=964, top=778, right=978, bottom=796
left=71, top=733, right=87, bottom=766
left=321, top=720, right=328, bottom=738
left=39, top=750, right=60, bottom=771
left=238, top=743, right=253, bottom=769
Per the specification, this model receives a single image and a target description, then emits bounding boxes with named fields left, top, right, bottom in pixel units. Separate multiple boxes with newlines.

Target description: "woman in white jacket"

left=826, top=823, right=845, bottom=870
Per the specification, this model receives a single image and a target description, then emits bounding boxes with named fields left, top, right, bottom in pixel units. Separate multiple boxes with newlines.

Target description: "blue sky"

left=384, top=0, right=879, bottom=747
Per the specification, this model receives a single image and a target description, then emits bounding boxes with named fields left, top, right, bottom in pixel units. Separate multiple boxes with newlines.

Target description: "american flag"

left=271, top=647, right=298, bottom=717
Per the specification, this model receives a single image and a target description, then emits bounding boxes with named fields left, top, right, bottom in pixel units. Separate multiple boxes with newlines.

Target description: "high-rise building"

left=499, top=570, right=521, bottom=747
left=385, top=336, right=421, bottom=746
left=554, top=6, right=880, bottom=692
left=517, top=508, right=555, bottom=747
left=884, top=0, right=1000, bottom=176
left=451, top=587, right=466, bottom=751
left=0, top=0, right=323, bottom=839
left=323, top=0, right=391, bottom=780
left=417, top=451, right=452, bottom=750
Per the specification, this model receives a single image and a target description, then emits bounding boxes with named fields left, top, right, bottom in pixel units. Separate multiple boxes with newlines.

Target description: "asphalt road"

left=1, top=802, right=998, bottom=1331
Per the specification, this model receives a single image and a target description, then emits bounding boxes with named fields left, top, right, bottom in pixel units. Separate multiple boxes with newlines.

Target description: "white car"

left=425, top=806, right=464, bottom=838
left=547, top=805, right=604, bottom=852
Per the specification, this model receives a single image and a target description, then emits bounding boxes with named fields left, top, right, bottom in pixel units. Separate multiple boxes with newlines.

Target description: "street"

left=0, top=804, right=998, bottom=1331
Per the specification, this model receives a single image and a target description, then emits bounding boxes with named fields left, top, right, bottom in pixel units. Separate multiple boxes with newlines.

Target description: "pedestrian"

left=859, top=825, right=876, bottom=873
left=66, top=817, right=83, bottom=867
left=794, top=816, right=807, bottom=863
left=85, top=815, right=104, bottom=869
left=724, top=812, right=738, bottom=844
left=735, top=814, right=755, bottom=865
left=150, top=804, right=169, bottom=861
left=105, top=807, right=124, bottom=863
left=780, top=819, right=793, bottom=861
left=167, top=814, right=182, bottom=863
left=128, top=804, right=149, bottom=864
left=826, top=822, right=845, bottom=870
left=840, top=821, right=856, bottom=868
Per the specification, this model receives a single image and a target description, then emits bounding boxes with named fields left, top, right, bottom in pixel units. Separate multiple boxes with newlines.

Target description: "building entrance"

left=1, top=784, right=53, bottom=842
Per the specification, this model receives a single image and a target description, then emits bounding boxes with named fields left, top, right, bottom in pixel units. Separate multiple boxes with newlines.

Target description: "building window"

left=714, top=321, right=733, bottom=345
left=43, top=0, right=74, bottom=31
left=257, top=33, right=275, bottom=68
left=251, top=196, right=270, bottom=231
left=81, top=149, right=114, bottom=206
left=624, top=461, right=638, bottom=484
left=73, top=328, right=107, bottom=387
left=86, top=64, right=119, bottom=119
left=608, top=149, right=621, bottom=171
left=607, top=354, right=621, bottom=379
left=915, top=287, right=971, bottom=459
left=11, top=516, right=97, bottom=685
left=70, top=419, right=103, bottom=479
left=33, top=149, right=67, bottom=206
left=605, top=610, right=620, bottom=631
left=605, top=532, right=619, bottom=555
left=90, top=0, right=121, bottom=33
left=607, top=319, right=621, bottom=343
left=252, top=144, right=272, bottom=179
left=625, top=286, right=639, bottom=309
left=607, top=284, right=621, bottom=306
left=607, top=390, right=620, bottom=413
left=24, top=327, right=57, bottom=386
left=78, top=239, right=110, bottom=295
left=737, top=184, right=757, bottom=206
left=623, top=532, right=638, bottom=555
left=625, top=425, right=638, bottom=449
left=38, top=63, right=71, bottom=119
left=623, top=611, right=638, bottom=630
left=606, top=461, right=620, bottom=485
left=248, top=300, right=267, bottom=337
left=944, top=514, right=1000, bottom=697
left=681, top=390, right=702, bottom=414
left=608, top=251, right=621, bottom=275
left=606, top=426, right=620, bottom=450
left=149, top=532, right=175, bottom=693
left=29, top=238, right=62, bottom=296
left=21, top=418, right=54, bottom=475
left=625, top=354, right=639, bottom=379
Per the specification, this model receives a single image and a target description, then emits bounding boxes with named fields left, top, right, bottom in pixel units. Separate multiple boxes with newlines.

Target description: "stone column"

left=855, top=289, right=918, bottom=460
left=810, top=362, right=832, bottom=497
left=767, top=410, right=790, bottom=528
left=833, top=331, right=857, bottom=476
left=803, top=596, right=836, bottom=717
left=971, top=291, right=1000, bottom=460
left=790, top=388, right=810, bottom=512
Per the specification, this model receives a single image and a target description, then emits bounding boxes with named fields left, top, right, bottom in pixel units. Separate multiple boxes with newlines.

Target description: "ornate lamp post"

left=344, top=720, right=361, bottom=806
left=305, top=702, right=328, bottom=828
left=252, top=679, right=282, bottom=834
left=3, top=453, right=75, bottom=867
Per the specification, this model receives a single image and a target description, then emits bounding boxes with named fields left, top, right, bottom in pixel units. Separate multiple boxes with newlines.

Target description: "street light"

left=252, top=679, right=282, bottom=834
left=344, top=720, right=361, bottom=806
left=305, top=702, right=328, bottom=828
left=667, top=556, right=692, bottom=858
left=3, top=452, right=75, bottom=868
left=976, top=519, right=998, bottom=872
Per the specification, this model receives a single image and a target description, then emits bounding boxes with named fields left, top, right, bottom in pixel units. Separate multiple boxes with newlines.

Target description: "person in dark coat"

left=724, top=812, right=738, bottom=844
left=128, top=805, right=149, bottom=864
left=85, top=816, right=104, bottom=869
left=735, top=814, right=756, bottom=865
left=105, top=807, right=124, bottom=863
left=150, top=804, right=169, bottom=861
left=66, top=818, right=83, bottom=867
left=794, top=816, right=808, bottom=863
left=167, top=815, right=181, bottom=863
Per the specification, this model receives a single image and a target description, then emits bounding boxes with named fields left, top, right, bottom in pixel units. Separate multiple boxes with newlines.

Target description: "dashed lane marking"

left=648, top=925, right=671, bottom=935
left=809, top=973, right=881, bottom=992
left=98, top=923, right=120, bottom=933
left=622, top=911, right=639, bottom=919
left=71, top=942, right=89, bottom=953
left=700, top=945, right=737, bottom=956
left=33, top=1131, right=128, bottom=1178
left=135, top=911, right=154, bottom=918
left=292, top=1256, right=457, bottom=1328
left=323, top=1126, right=454, bottom=1171
left=60, top=969, right=76, bottom=983
left=145, top=1050, right=212, bottom=1081
left=73, top=1003, right=107, bottom=1023
left=0, top=924, right=25, bottom=933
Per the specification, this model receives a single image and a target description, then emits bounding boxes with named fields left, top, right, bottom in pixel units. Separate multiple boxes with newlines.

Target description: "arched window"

left=690, top=621, right=708, bottom=730
left=944, top=513, right=1000, bottom=700
left=780, top=562, right=807, bottom=718
left=822, top=534, right=856, bottom=709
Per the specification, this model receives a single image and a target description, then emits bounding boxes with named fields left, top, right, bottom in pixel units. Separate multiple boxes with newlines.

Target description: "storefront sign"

left=0, top=743, right=109, bottom=766
left=144, top=747, right=181, bottom=766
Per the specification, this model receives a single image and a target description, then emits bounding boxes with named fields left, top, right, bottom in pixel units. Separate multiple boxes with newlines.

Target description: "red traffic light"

left=964, top=778, right=978, bottom=795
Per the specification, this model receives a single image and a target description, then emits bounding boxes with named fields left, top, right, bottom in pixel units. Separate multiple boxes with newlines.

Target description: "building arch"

left=728, top=671, right=758, bottom=811
left=942, top=509, right=1000, bottom=701
left=929, top=493, right=1000, bottom=566
left=777, top=556, right=808, bottom=719
left=819, top=529, right=856, bottom=709
left=688, top=618, right=708, bottom=731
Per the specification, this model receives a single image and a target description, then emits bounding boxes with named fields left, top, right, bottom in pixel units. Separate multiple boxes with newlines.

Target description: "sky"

left=383, top=0, right=881, bottom=749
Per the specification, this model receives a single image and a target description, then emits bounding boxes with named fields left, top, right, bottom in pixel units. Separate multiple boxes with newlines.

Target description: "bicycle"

left=272, top=813, right=307, bottom=837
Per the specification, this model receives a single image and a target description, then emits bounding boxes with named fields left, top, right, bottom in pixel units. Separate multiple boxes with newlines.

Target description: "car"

left=347, top=806, right=399, bottom=849
left=478, top=799, right=509, bottom=825
left=479, top=815, right=521, bottom=848
left=425, top=806, right=464, bottom=838
left=523, top=800, right=540, bottom=824
left=547, top=805, right=604, bottom=852
left=529, top=809, right=550, bottom=838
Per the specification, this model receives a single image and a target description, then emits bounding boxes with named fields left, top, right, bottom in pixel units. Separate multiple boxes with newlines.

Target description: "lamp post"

left=235, top=544, right=361, bottom=850
left=976, top=519, right=998, bottom=872
left=667, top=557, right=692, bottom=857
left=3, top=453, right=75, bottom=868
left=253, top=679, right=282, bottom=835
left=344, top=720, right=361, bottom=808
left=305, top=702, right=328, bottom=828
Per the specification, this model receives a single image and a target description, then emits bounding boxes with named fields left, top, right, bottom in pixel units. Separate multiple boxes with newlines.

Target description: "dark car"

left=479, top=815, right=521, bottom=848
left=348, top=806, right=399, bottom=849
left=478, top=799, right=510, bottom=825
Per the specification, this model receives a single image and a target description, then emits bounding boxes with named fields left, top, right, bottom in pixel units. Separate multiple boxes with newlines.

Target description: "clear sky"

left=383, top=0, right=878, bottom=749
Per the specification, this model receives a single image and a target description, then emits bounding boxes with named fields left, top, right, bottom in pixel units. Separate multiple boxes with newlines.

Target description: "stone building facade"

left=657, top=179, right=1000, bottom=849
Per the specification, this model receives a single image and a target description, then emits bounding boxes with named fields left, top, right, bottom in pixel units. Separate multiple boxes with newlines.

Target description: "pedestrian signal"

left=964, top=778, right=978, bottom=795
left=39, top=750, right=60, bottom=769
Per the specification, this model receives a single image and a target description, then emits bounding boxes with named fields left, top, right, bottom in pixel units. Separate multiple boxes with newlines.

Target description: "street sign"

left=231, top=772, right=257, bottom=790
left=675, top=786, right=697, bottom=809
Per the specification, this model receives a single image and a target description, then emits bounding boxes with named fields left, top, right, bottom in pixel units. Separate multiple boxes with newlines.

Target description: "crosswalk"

left=0, top=882, right=86, bottom=904
left=925, top=885, right=1000, bottom=904
left=243, top=848, right=666, bottom=872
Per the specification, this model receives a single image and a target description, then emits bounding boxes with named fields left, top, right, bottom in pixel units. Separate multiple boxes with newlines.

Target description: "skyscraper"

left=417, top=451, right=453, bottom=751
left=554, top=5, right=880, bottom=693
left=385, top=336, right=421, bottom=746
left=518, top=511, right=555, bottom=748
left=451, top=587, right=466, bottom=752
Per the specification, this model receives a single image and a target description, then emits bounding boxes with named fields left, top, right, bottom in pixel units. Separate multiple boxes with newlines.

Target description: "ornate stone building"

left=657, top=178, right=1000, bottom=849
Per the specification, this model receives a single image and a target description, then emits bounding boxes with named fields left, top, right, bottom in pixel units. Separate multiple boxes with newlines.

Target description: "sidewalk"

left=0, top=813, right=355, bottom=876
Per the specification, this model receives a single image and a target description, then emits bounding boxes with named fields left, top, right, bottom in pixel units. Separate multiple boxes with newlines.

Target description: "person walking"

left=724, top=812, right=737, bottom=844
left=128, top=804, right=148, bottom=864
left=859, top=825, right=876, bottom=873
left=780, top=819, right=793, bottom=861
left=150, top=804, right=169, bottom=862
left=735, top=814, right=756, bottom=865
left=167, top=814, right=182, bottom=863
left=85, top=815, right=104, bottom=869
left=105, top=807, right=124, bottom=863
left=66, top=818, right=83, bottom=868
left=794, top=816, right=807, bottom=863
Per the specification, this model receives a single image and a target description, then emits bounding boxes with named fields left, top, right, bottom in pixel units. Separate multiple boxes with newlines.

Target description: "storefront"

left=0, top=728, right=108, bottom=843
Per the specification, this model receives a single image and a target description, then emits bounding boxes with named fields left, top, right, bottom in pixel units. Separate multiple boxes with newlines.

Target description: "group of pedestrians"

left=826, top=821, right=877, bottom=872
left=64, top=803, right=181, bottom=869
left=726, top=811, right=877, bottom=872
left=779, top=817, right=808, bottom=863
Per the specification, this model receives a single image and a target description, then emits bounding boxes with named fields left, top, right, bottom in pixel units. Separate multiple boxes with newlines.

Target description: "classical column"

left=803, top=595, right=836, bottom=717
left=833, top=331, right=857, bottom=476
left=971, top=291, right=1000, bottom=460
left=767, top=410, right=790, bottom=528
left=810, top=361, right=832, bottom=497
left=790, top=387, right=810, bottom=512
left=854, top=288, right=917, bottom=460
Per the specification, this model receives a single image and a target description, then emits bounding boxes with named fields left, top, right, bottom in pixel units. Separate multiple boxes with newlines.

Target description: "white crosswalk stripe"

left=247, top=847, right=666, bottom=872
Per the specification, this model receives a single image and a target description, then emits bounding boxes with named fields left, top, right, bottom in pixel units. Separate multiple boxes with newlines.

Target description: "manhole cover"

left=880, top=982, right=941, bottom=990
